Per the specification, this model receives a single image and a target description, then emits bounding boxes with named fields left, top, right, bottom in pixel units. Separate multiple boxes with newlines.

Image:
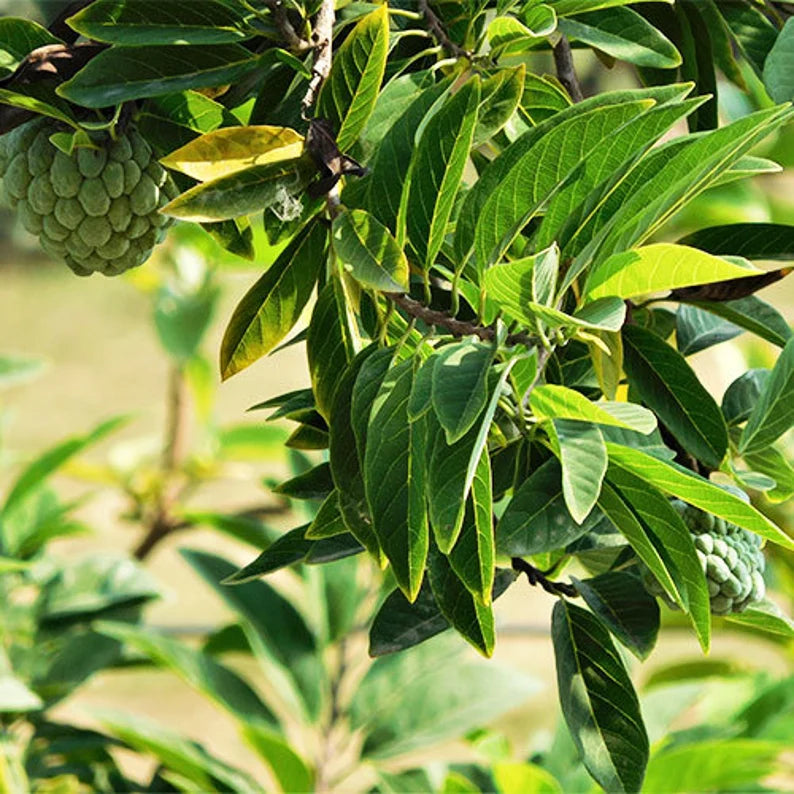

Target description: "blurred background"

left=2, top=3, right=794, bottom=790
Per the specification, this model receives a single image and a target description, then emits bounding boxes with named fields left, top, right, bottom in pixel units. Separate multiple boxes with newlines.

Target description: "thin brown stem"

left=262, top=0, right=312, bottom=52
left=386, top=292, right=539, bottom=348
left=512, top=557, right=578, bottom=598
left=553, top=35, right=584, bottom=102
left=419, top=0, right=472, bottom=59
left=302, top=0, right=336, bottom=117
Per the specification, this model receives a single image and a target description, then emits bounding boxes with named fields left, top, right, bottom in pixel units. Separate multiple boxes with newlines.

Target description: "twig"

left=262, top=0, right=312, bottom=52
left=512, top=557, right=578, bottom=598
left=553, top=35, right=584, bottom=102
left=386, top=292, right=539, bottom=348
left=302, top=0, right=336, bottom=117
left=419, top=0, right=472, bottom=59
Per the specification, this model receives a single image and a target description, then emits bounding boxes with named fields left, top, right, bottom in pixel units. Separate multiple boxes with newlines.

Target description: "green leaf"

left=457, top=95, right=652, bottom=272
left=682, top=296, right=791, bottom=349
left=58, top=44, right=269, bottom=108
left=552, top=600, right=649, bottom=793
left=764, top=18, right=794, bottom=102
left=559, top=8, right=680, bottom=67
left=161, top=126, right=304, bottom=182
left=351, top=635, right=539, bottom=759
left=365, top=79, right=452, bottom=233
left=585, top=243, right=764, bottom=301
left=332, top=209, right=409, bottom=292
left=408, top=353, right=438, bottom=420
left=406, top=77, right=480, bottom=268
left=622, top=324, right=727, bottom=469
left=521, top=73, right=572, bottom=122
left=222, top=527, right=312, bottom=583
left=496, top=459, right=598, bottom=555
left=675, top=305, right=742, bottom=356
left=573, top=572, right=659, bottom=660
left=570, top=105, right=793, bottom=273
left=307, top=277, right=357, bottom=420
left=605, top=443, right=794, bottom=550
left=549, top=419, right=607, bottom=525
left=97, top=709, right=265, bottom=793
left=743, top=446, right=794, bottom=503
left=305, top=492, right=347, bottom=539
left=643, top=739, right=788, bottom=794
left=2, top=417, right=125, bottom=517
left=722, top=369, right=769, bottom=426
left=447, top=449, right=495, bottom=603
left=719, top=0, right=778, bottom=76
left=679, top=222, right=794, bottom=261
left=240, top=725, right=314, bottom=794
left=724, top=599, right=794, bottom=638
left=219, top=222, right=327, bottom=380
left=607, top=465, right=710, bottom=651
left=740, top=338, right=794, bottom=455
left=432, top=340, right=494, bottom=445
left=493, top=763, right=563, bottom=794
left=66, top=0, right=252, bottom=45
left=0, top=355, right=45, bottom=389
left=161, top=157, right=313, bottom=222
left=0, top=87, right=80, bottom=131
left=181, top=550, right=324, bottom=721
left=317, top=5, right=389, bottom=151
left=95, top=621, right=279, bottom=729
left=0, top=18, right=60, bottom=80
left=329, top=347, right=384, bottom=560
left=530, top=385, right=656, bottom=433
left=549, top=0, right=673, bottom=14
left=427, top=545, right=495, bottom=657
left=475, top=66, right=525, bottom=145
left=365, top=358, right=429, bottom=600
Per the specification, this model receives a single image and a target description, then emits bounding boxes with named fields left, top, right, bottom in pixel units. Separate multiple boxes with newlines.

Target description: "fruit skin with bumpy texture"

left=0, top=117, right=178, bottom=276
left=642, top=494, right=766, bottom=615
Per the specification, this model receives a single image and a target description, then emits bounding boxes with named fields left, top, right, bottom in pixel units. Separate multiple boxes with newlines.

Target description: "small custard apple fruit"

left=642, top=497, right=765, bottom=615
left=0, top=117, right=178, bottom=276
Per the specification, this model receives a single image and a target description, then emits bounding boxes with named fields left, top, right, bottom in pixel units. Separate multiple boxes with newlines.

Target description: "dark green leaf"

left=59, top=45, right=269, bottom=107
left=406, top=77, right=480, bottom=268
left=365, top=358, right=429, bottom=600
left=622, top=324, right=727, bottom=469
left=427, top=545, right=494, bottom=657
left=0, top=18, right=60, bottom=80
left=675, top=304, right=742, bottom=355
left=552, top=600, right=649, bottom=793
left=496, top=459, right=598, bottom=556
left=305, top=492, right=347, bottom=539
left=559, top=8, right=680, bottom=67
left=573, top=571, right=659, bottom=659
left=719, top=0, right=778, bottom=76
left=683, top=296, right=792, bottom=349
left=432, top=340, right=494, bottom=445
left=304, top=532, right=365, bottom=564
left=722, top=369, right=769, bottom=426
left=66, top=0, right=253, bottom=45
left=219, top=222, right=327, bottom=380
left=679, top=223, right=794, bottom=261
left=222, top=527, right=312, bottom=583
left=307, top=276, right=356, bottom=420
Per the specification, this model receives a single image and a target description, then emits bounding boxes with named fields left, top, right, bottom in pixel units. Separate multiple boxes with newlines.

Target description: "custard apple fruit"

left=0, top=117, right=178, bottom=276
left=642, top=497, right=765, bottom=615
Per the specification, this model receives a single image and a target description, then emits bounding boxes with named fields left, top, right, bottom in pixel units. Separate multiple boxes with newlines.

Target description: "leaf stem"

left=419, top=0, right=473, bottom=59
left=511, top=556, right=578, bottom=597
left=553, top=35, right=584, bottom=102
left=301, top=0, right=336, bottom=117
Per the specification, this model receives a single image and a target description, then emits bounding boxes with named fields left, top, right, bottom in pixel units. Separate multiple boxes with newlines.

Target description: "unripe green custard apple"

left=0, top=117, right=178, bottom=276
left=642, top=496, right=766, bottom=616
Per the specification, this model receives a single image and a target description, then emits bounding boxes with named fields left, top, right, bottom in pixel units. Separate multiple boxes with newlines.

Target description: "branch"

left=386, top=292, right=539, bottom=348
left=419, top=0, right=472, bottom=59
left=553, top=35, right=584, bottom=102
left=302, top=0, right=336, bottom=116
left=512, top=557, right=578, bottom=598
left=262, top=0, right=312, bottom=52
